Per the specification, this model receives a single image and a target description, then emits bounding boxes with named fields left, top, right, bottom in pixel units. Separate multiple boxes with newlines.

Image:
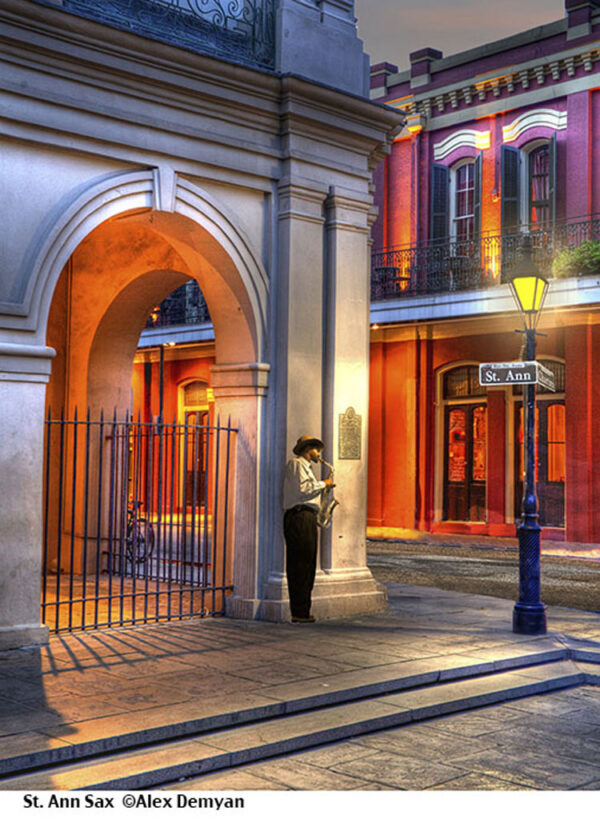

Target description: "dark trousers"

left=283, top=506, right=318, bottom=619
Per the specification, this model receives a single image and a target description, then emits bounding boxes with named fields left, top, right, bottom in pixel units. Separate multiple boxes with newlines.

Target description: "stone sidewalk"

left=1, top=583, right=600, bottom=789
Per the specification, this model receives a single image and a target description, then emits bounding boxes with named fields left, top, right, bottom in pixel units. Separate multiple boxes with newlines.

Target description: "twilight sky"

left=354, top=0, right=565, bottom=68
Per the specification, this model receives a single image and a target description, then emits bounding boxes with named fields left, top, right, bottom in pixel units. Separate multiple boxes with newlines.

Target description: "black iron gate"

left=41, top=410, right=237, bottom=633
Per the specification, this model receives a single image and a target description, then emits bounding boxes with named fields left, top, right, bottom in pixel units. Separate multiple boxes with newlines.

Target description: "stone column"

left=260, top=181, right=385, bottom=621
left=312, top=187, right=386, bottom=616
left=212, top=362, right=270, bottom=620
left=0, top=343, right=54, bottom=649
left=261, top=179, right=328, bottom=620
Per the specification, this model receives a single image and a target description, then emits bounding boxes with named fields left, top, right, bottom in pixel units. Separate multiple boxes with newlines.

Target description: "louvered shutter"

left=430, top=164, right=449, bottom=242
left=501, top=146, right=521, bottom=233
left=548, top=133, right=557, bottom=225
left=473, top=152, right=482, bottom=240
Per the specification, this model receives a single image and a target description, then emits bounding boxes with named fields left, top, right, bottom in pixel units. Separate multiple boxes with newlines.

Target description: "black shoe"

left=291, top=615, right=316, bottom=623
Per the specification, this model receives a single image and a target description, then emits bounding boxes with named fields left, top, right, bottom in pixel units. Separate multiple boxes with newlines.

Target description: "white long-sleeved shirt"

left=283, top=456, right=325, bottom=511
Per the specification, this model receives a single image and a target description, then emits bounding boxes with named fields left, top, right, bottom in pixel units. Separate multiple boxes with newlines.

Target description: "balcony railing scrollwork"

left=146, top=281, right=211, bottom=329
left=45, top=0, right=276, bottom=70
left=371, top=214, right=600, bottom=301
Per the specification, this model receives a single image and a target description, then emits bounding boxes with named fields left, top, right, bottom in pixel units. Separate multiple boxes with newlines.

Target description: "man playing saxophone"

left=283, top=435, right=335, bottom=623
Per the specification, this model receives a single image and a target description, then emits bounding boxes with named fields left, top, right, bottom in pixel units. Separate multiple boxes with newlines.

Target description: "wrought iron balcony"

left=371, top=214, right=600, bottom=301
left=44, top=0, right=275, bottom=70
left=146, top=281, right=211, bottom=328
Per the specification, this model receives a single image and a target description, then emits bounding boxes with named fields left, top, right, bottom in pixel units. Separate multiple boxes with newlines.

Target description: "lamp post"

left=509, top=254, right=549, bottom=635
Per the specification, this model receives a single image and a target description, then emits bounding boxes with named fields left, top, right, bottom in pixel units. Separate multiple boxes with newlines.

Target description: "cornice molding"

left=384, top=44, right=600, bottom=126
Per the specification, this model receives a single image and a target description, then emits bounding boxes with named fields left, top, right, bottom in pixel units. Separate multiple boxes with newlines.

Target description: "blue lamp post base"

left=513, top=602, right=547, bottom=634
left=512, top=520, right=547, bottom=635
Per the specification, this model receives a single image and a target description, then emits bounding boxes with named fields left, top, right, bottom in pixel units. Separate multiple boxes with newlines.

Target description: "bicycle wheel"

left=126, top=518, right=154, bottom=564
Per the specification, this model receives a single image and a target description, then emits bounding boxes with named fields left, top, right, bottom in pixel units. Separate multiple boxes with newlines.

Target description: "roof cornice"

left=378, top=41, right=600, bottom=124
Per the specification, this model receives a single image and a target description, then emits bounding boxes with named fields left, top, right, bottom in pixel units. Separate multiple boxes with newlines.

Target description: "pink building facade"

left=368, top=1, right=600, bottom=542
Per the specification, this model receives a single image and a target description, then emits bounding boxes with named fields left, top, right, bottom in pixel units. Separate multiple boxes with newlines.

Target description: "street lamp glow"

left=510, top=274, right=548, bottom=328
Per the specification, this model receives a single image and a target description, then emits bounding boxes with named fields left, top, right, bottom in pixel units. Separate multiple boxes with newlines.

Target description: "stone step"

left=0, top=640, right=568, bottom=779
left=0, top=659, right=586, bottom=791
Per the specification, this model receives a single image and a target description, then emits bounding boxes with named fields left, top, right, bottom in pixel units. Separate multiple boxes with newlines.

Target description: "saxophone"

left=317, top=458, right=339, bottom=528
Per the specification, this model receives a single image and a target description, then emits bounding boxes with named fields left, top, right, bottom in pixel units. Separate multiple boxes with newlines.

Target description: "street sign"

left=479, top=361, right=555, bottom=392
left=537, top=362, right=556, bottom=392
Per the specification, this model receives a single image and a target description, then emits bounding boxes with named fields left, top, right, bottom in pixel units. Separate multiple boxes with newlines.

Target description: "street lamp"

left=509, top=249, right=549, bottom=635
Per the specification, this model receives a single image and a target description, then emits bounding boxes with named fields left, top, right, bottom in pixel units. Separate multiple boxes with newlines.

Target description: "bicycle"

left=126, top=501, right=155, bottom=564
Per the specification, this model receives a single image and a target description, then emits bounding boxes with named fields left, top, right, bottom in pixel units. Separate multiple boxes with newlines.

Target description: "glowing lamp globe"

left=510, top=274, right=548, bottom=329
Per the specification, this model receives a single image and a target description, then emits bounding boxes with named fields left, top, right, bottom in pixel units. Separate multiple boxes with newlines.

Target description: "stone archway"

left=38, top=169, right=270, bottom=630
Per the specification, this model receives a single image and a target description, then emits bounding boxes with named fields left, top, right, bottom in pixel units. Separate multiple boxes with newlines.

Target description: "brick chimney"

left=409, top=47, right=443, bottom=89
left=565, top=0, right=600, bottom=39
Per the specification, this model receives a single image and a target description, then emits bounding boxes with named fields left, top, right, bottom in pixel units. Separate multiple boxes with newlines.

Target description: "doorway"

left=441, top=364, right=487, bottom=522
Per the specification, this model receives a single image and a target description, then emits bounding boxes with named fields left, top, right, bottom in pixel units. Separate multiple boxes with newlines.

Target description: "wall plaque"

left=338, top=407, right=361, bottom=460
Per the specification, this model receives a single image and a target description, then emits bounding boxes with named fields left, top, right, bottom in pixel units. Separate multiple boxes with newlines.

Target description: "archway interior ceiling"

left=46, top=209, right=258, bottom=415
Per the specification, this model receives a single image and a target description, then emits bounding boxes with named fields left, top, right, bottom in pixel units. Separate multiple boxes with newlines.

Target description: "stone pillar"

left=212, top=362, right=270, bottom=620
left=313, top=188, right=386, bottom=616
left=261, top=179, right=328, bottom=620
left=0, top=343, right=54, bottom=649
left=259, top=181, right=385, bottom=621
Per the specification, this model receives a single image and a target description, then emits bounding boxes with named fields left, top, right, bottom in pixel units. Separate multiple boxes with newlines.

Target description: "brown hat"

left=293, top=434, right=325, bottom=456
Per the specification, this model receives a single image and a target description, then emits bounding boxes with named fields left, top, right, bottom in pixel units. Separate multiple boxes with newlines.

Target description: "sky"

left=354, top=0, right=566, bottom=69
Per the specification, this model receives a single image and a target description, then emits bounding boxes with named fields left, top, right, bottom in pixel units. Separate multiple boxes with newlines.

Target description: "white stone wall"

left=0, top=0, right=402, bottom=643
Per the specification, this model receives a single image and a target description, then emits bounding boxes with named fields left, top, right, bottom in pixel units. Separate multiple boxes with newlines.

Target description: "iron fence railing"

left=42, top=409, right=236, bottom=633
left=40, top=0, right=276, bottom=70
left=371, top=215, right=600, bottom=300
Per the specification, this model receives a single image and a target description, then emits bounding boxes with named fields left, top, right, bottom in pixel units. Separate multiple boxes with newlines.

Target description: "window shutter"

left=548, top=133, right=557, bottom=225
left=501, top=146, right=521, bottom=233
left=473, top=152, right=482, bottom=240
left=430, top=164, right=449, bottom=242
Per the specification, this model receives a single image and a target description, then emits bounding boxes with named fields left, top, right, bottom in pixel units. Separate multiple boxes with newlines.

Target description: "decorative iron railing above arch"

left=146, top=281, right=211, bottom=329
left=37, top=0, right=276, bottom=70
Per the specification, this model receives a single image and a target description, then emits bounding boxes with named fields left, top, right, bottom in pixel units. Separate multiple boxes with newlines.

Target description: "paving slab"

left=354, top=725, right=496, bottom=760
left=449, top=748, right=599, bottom=790
left=330, top=749, right=468, bottom=790
left=235, top=760, right=371, bottom=791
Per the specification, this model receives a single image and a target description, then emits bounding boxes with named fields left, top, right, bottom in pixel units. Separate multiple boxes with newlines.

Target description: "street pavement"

left=367, top=535, right=600, bottom=611
left=168, top=685, right=600, bottom=790
left=1, top=577, right=600, bottom=791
